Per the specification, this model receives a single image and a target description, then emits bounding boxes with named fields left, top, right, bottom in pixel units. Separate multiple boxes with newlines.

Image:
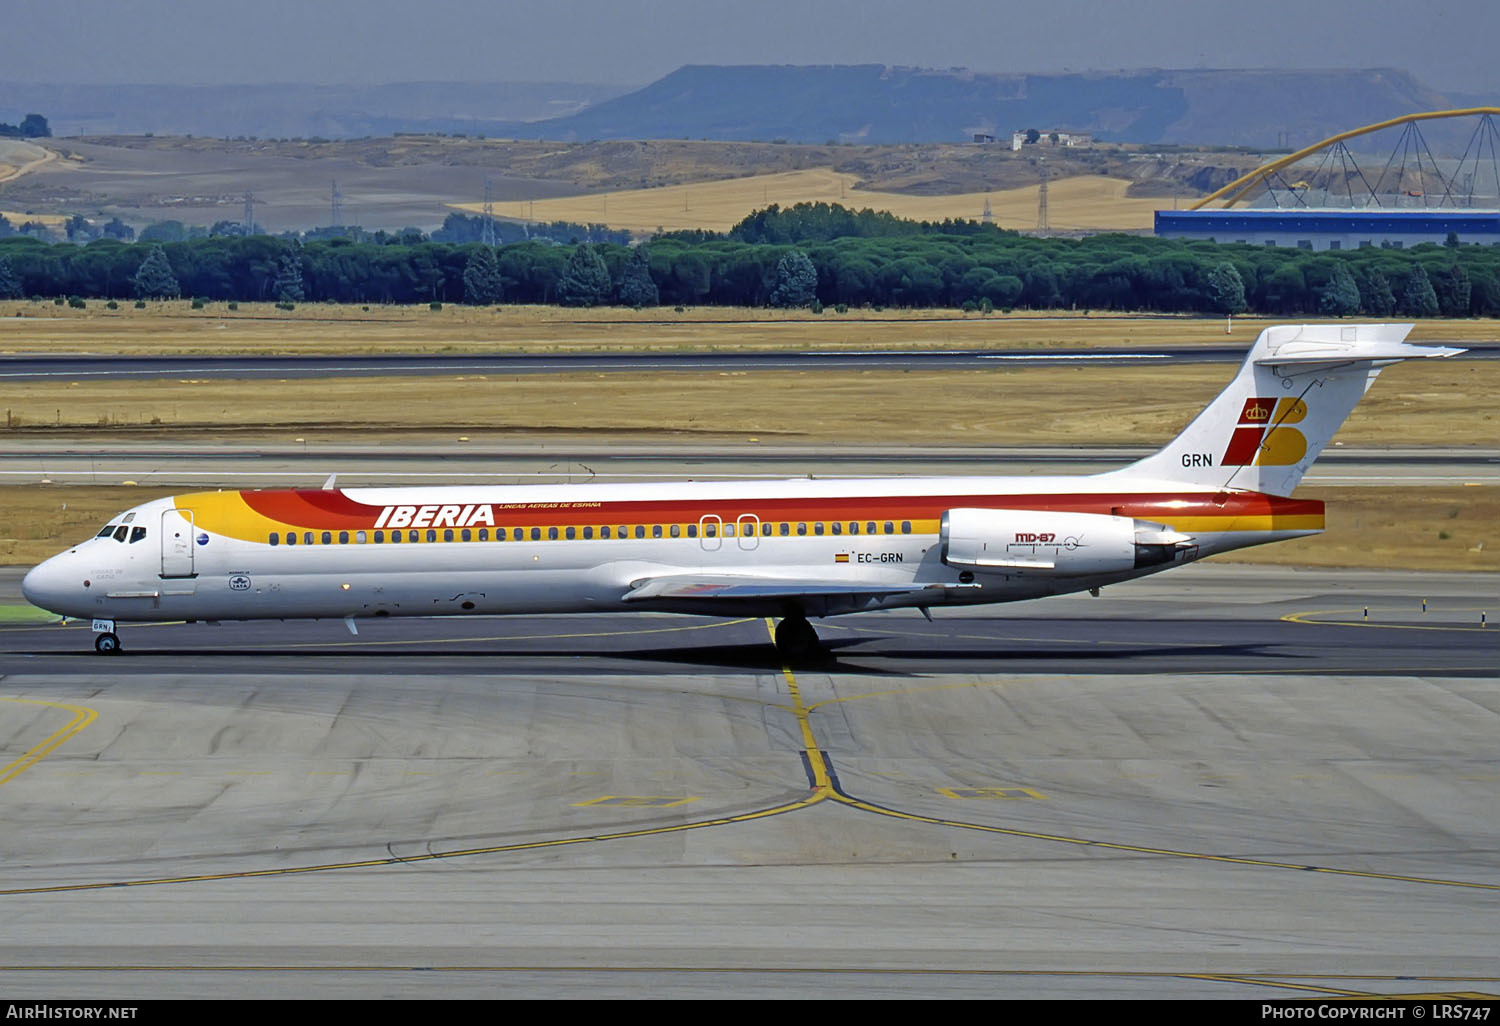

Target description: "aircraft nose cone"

left=21, top=562, right=48, bottom=606
left=22, top=558, right=75, bottom=616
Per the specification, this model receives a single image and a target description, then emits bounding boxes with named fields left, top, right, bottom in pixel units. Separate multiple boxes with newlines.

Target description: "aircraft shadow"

left=1, top=637, right=1288, bottom=677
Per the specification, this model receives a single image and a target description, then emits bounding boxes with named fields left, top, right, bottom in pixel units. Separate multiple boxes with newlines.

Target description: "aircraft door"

left=698, top=514, right=722, bottom=552
left=160, top=508, right=196, bottom=578
left=736, top=514, right=760, bottom=551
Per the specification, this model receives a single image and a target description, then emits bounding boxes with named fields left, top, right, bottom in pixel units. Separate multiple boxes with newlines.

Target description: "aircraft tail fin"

left=1104, top=324, right=1465, bottom=496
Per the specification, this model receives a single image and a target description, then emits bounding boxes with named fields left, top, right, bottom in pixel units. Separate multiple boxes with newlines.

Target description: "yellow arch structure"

left=1190, top=107, right=1500, bottom=210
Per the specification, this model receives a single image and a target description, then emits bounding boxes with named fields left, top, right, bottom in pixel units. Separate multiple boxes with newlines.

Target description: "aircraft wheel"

left=774, top=616, right=820, bottom=660
left=94, top=632, right=121, bottom=654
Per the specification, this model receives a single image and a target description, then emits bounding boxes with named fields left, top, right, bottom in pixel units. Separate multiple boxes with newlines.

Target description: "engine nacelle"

left=940, top=508, right=1195, bottom=575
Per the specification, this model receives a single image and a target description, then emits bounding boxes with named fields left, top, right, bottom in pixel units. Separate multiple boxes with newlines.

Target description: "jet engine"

left=940, top=508, right=1196, bottom=575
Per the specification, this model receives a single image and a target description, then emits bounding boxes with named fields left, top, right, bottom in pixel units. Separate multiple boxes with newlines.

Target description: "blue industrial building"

left=1155, top=209, right=1500, bottom=250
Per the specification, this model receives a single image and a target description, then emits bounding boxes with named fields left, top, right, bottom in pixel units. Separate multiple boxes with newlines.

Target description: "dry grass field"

left=0, top=211, right=66, bottom=229
left=0, top=308, right=1494, bottom=573
left=4, top=303, right=1492, bottom=357
left=0, top=360, right=1493, bottom=449
left=0, top=139, right=54, bottom=184
left=456, top=169, right=1163, bottom=234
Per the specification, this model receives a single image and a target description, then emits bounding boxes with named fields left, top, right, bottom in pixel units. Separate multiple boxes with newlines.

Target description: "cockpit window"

left=97, top=525, right=117, bottom=538
left=129, top=526, right=147, bottom=544
left=112, top=525, right=129, bottom=543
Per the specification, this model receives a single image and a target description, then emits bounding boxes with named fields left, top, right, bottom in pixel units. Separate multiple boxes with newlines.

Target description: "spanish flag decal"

left=834, top=553, right=850, bottom=563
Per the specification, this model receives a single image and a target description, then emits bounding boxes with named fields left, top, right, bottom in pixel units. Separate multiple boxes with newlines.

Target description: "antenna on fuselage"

left=322, top=473, right=337, bottom=490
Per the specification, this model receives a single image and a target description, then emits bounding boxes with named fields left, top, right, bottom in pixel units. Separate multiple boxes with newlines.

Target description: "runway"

left=3, top=440, right=1496, bottom=486
left=1, top=565, right=1497, bottom=998
left=0, top=347, right=1250, bottom=382
left=3, top=343, right=1496, bottom=382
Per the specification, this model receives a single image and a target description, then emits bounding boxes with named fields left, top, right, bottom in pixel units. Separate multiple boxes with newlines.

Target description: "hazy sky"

left=9, top=0, right=1498, bottom=94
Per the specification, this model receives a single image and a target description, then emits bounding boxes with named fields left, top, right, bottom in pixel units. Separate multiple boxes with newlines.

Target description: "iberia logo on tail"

left=1222, top=397, right=1308, bottom=466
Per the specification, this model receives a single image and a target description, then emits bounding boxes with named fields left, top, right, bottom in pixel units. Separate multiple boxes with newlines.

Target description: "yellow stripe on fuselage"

left=170, top=496, right=1322, bottom=547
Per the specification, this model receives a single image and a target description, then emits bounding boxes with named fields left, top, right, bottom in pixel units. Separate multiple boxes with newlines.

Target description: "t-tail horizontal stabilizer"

left=1106, top=323, right=1465, bottom=497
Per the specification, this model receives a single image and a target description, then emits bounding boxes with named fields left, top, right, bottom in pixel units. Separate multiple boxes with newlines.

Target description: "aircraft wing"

left=621, top=574, right=974, bottom=603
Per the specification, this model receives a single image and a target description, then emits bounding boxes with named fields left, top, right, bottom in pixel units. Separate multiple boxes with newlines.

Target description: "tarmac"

left=0, top=563, right=1496, bottom=998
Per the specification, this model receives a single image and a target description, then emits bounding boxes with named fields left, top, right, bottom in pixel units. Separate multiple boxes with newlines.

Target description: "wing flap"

left=622, top=574, right=975, bottom=603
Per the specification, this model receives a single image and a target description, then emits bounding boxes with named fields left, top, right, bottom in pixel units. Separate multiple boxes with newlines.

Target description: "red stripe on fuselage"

left=242, top=489, right=385, bottom=527
left=233, top=489, right=1321, bottom=529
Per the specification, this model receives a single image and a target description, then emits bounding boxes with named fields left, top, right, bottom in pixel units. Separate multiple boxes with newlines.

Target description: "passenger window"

left=130, top=527, right=147, bottom=543
left=531, top=528, right=541, bottom=541
left=797, top=523, right=807, bottom=536
left=653, top=525, right=663, bottom=538
left=619, top=526, right=628, bottom=538
left=270, top=532, right=280, bottom=546
left=338, top=531, right=349, bottom=544
left=548, top=527, right=559, bottom=540
left=687, top=524, right=697, bottom=538
left=599, top=526, right=609, bottom=539
left=113, top=525, right=129, bottom=542
left=702, top=523, right=714, bottom=537
left=901, top=521, right=911, bottom=534
left=723, top=523, right=734, bottom=537
left=848, top=522, right=859, bottom=535
left=883, top=521, right=894, bottom=534
left=477, top=529, right=487, bottom=541
left=285, top=532, right=296, bottom=546
left=321, top=531, right=332, bottom=545
left=409, top=530, right=419, bottom=543
left=831, top=522, right=842, bottom=536
left=670, top=524, right=681, bottom=538
left=814, top=522, right=825, bottom=536
left=762, top=522, right=772, bottom=536
left=635, top=525, right=646, bottom=539
left=565, top=526, right=576, bottom=540
left=866, top=522, right=876, bottom=535
left=304, top=532, right=314, bottom=546
left=374, top=531, right=384, bottom=543
left=582, top=526, right=593, bottom=540
left=427, top=530, right=438, bottom=542
left=389, top=530, right=400, bottom=544
left=443, top=529, right=454, bottom=542
left=780, top=522, right=789, bottom=536
left=356, top=531, right=366, bottom=544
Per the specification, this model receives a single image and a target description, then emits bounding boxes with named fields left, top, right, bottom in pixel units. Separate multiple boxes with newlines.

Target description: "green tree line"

left=2, top=203, right=1498, bottom=315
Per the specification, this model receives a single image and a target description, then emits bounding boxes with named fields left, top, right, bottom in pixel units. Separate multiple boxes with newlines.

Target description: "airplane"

left=21, top=323, right=1464, bottom=659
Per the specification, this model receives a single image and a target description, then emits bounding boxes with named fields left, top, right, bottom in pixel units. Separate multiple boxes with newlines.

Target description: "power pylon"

left=482, top=178, right=497, bottom=247
left=1037, top=161, right=1049, bottom=232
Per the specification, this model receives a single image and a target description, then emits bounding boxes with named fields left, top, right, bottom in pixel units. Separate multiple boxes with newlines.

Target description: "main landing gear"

left=773, top=613, right=821, bottom=661
left=94, top=632, right=121, bottom=654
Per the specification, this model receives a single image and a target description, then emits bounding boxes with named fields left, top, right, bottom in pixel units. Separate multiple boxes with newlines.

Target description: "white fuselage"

left=20, top=472, right=1317, bottom=626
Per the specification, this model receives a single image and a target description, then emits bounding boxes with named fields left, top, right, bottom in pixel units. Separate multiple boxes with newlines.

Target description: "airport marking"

left=0, top=697, right=97, bottom=788
left=1283, top=609, right=1496, bottom=632
left=2, top=617, right=1496, bottom=897
left=769, top=662, right=1500, bottom=893
left=764, top=618, right=833, bottom=793
left=574, top=796, right=701, bottom=809
left=939, top=787, right=1047, bottom=800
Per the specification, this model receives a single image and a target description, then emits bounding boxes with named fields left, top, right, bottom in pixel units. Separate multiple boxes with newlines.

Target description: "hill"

left=0, top=81, right=630, bottom=138
left=508, top=64, right=1465, bottom=148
